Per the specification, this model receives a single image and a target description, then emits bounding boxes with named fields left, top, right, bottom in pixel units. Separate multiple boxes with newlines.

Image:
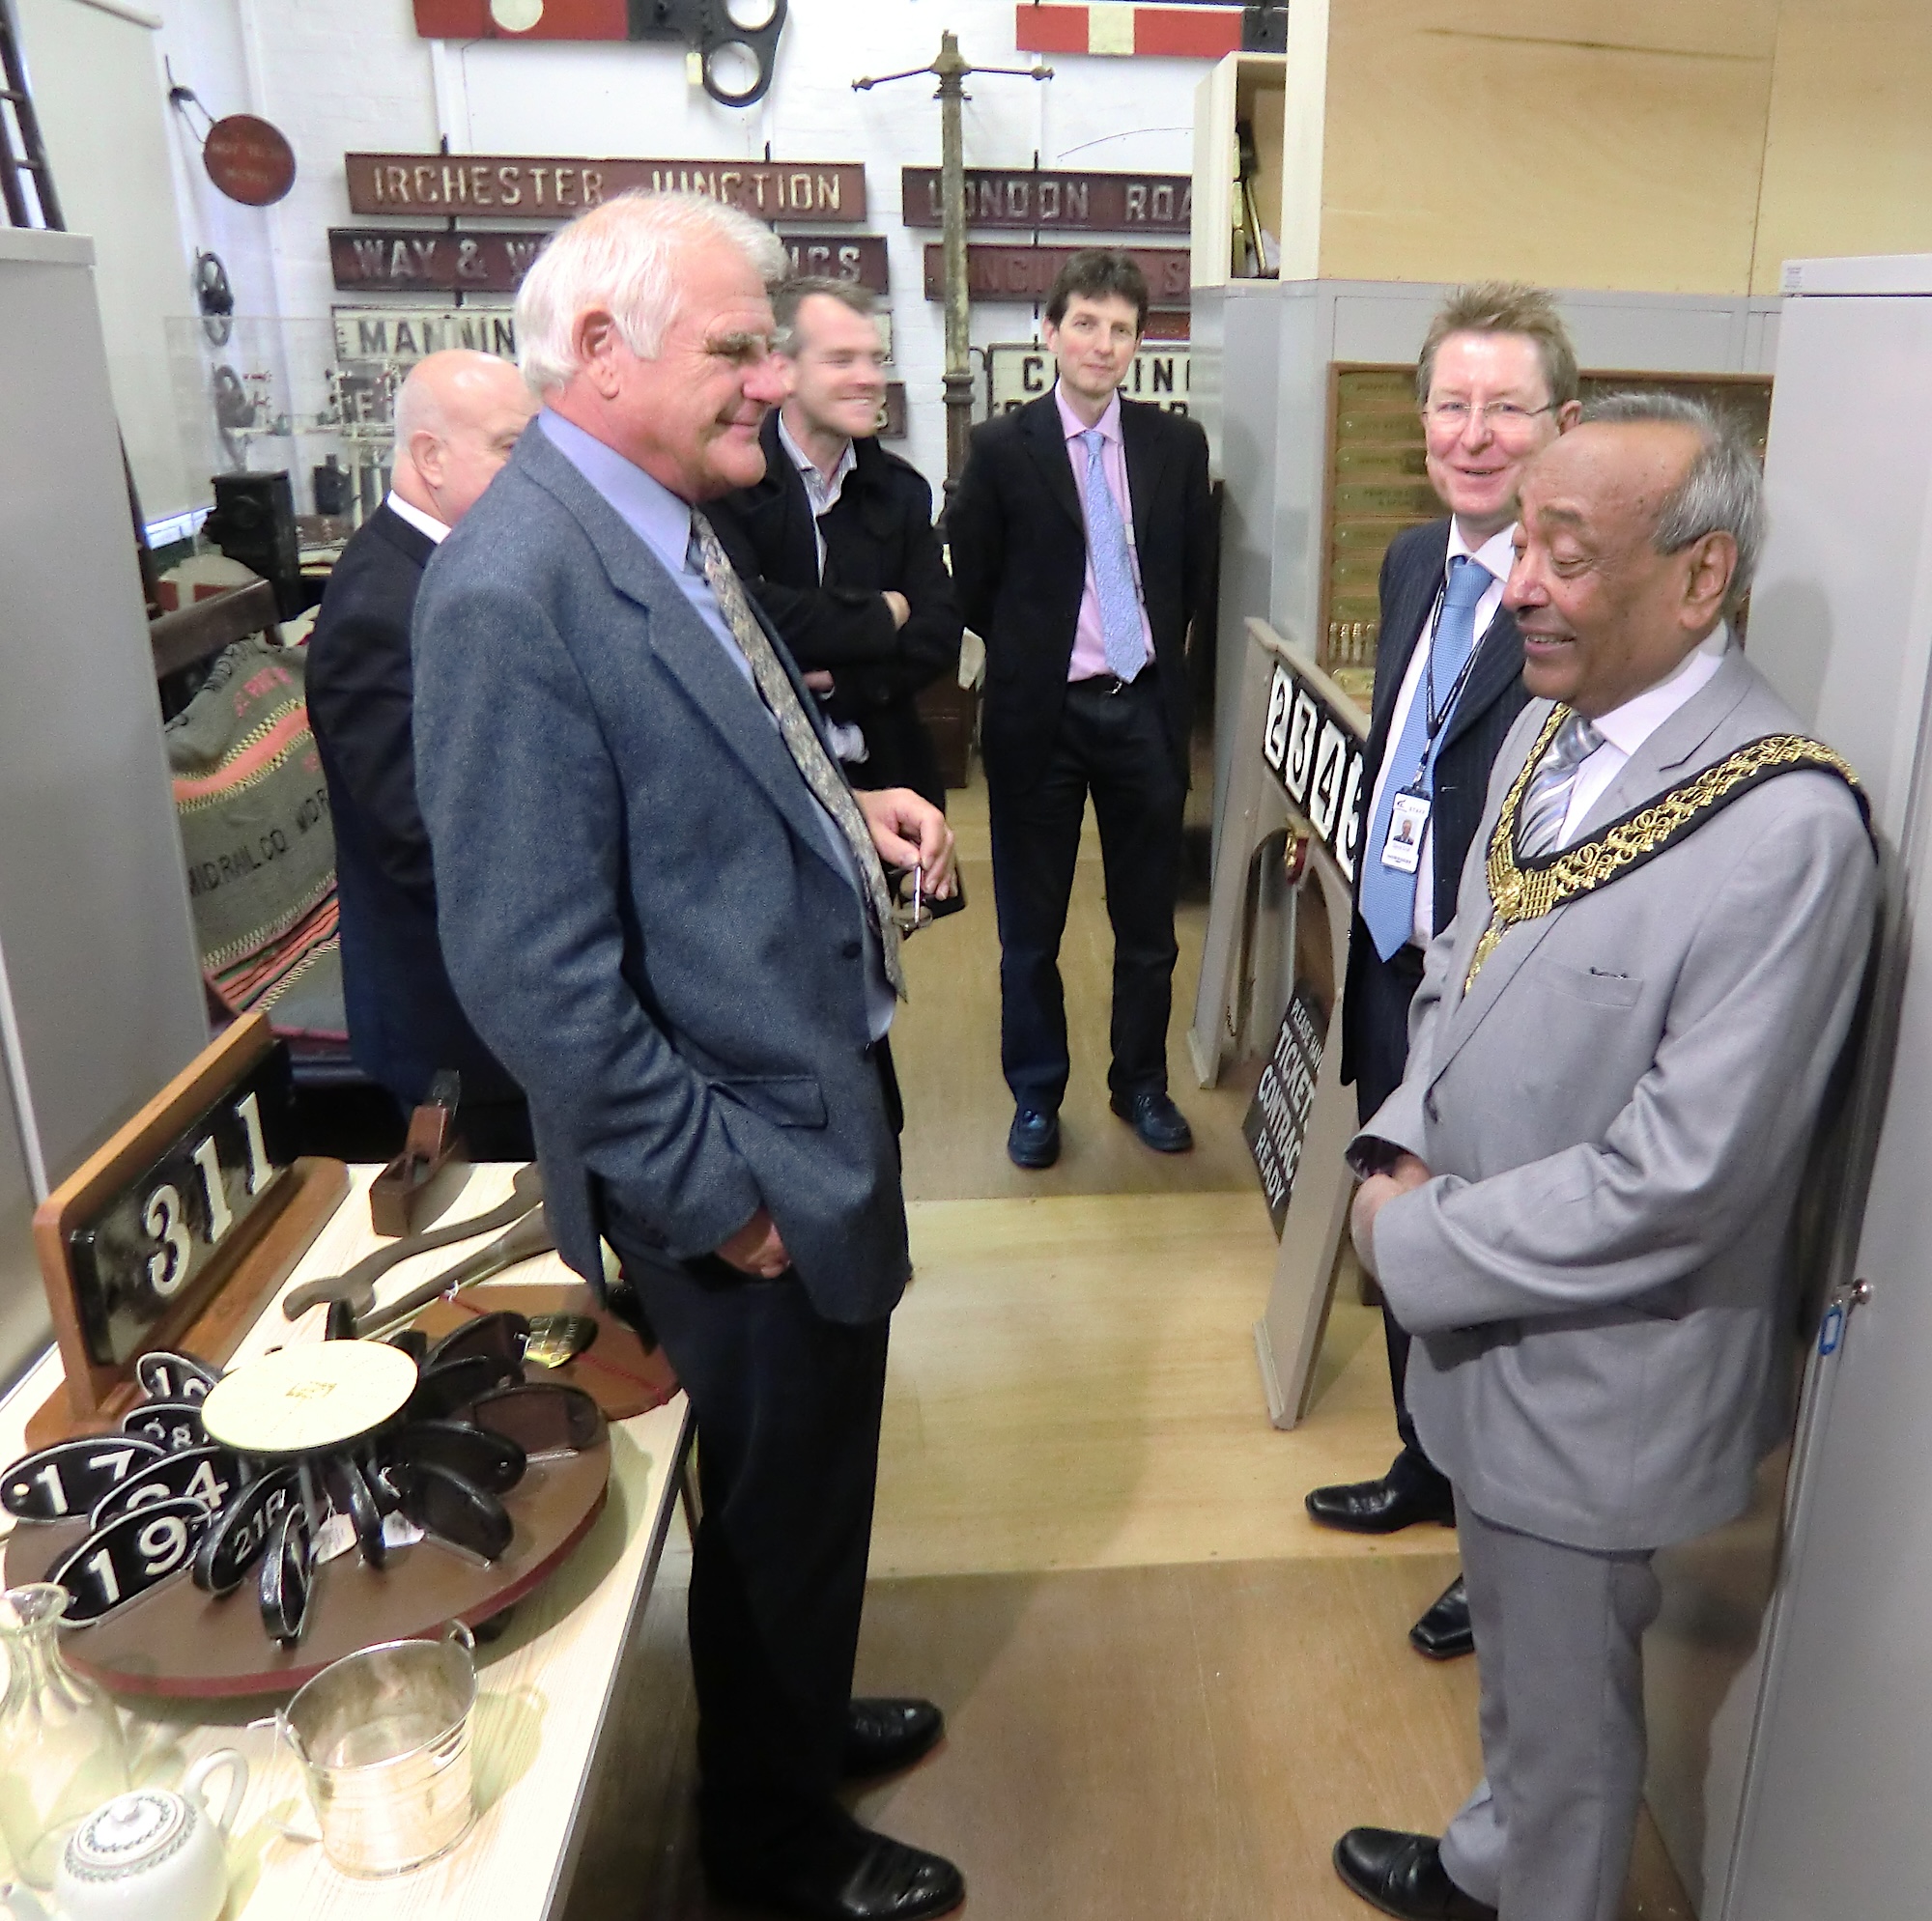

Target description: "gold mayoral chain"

left=1463, top=705, right=1872, bottom=995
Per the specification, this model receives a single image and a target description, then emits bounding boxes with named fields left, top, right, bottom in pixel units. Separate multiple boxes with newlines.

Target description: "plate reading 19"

left=67, top=1050, right=297, bottom=1367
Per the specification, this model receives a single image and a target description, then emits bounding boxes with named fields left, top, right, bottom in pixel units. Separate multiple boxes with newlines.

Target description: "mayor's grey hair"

left=515, top=190, right=786, bottom=394
left=1582, top=389, right=1765, bottom=615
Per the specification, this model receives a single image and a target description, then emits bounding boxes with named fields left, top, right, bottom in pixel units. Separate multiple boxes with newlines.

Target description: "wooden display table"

left=0, top=1164, right=692, bottom=1920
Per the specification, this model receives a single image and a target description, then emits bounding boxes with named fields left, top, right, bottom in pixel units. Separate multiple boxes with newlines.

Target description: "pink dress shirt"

left=1054, top=383, right=1155, bottom=682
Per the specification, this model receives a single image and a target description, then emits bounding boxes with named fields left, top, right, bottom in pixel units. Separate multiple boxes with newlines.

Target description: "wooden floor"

left=557, top=777, right=1694, bottom=1921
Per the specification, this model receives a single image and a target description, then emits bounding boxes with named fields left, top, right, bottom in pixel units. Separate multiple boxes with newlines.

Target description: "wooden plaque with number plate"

left=26, top=1014, right=349, bottom=1447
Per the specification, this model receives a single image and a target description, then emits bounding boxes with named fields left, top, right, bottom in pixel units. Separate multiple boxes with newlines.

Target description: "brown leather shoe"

left=1333, top=1828, right=1495, bottom=1920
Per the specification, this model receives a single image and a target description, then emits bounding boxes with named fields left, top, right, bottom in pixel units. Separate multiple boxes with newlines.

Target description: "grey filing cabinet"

left=0, top=228, right=206, bottom=1388
left=1707, top=254, right=1932, bottom=1921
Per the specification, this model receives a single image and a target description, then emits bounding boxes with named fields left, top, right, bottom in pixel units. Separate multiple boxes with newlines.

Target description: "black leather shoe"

left=1008, top=1107, right=1060, bottom=1169
left=1409, top=1576, right=1473, bottom=1660
left=843, top=1697, right=945, bottom=1779
left=1109, top=1089, right=1194, bottom=1153
left=711, top=1827, right=966, bottom=1921
left=1333, top=1828, right=1495, bottom=1920
left=1305, top=1471, right=1455, bottom=1535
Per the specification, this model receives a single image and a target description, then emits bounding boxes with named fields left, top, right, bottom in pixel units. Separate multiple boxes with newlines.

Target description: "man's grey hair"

left=1583, top=390, right=1766, bottom=615
left=515, top=190, right=786, bottom=394
left=773, top=276, right=876, bottom=355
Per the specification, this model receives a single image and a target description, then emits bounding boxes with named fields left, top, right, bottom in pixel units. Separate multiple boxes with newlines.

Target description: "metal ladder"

left=0, top=0, right=59, bottom=229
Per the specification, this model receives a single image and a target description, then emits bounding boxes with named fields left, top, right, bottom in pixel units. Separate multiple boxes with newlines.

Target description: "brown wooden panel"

left=923, top=243, right=1190, bottom=306
left=345, top=154, right=867, bottom=221
left=901, top=167, right=1192, bottom=232
left=777, top=233, right=890, bottom=291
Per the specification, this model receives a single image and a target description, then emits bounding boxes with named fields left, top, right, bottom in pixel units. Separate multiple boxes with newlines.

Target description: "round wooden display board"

left=200, top=1342, right=418, bottom=1455
left=4, top=1419, right=609, bottom=1699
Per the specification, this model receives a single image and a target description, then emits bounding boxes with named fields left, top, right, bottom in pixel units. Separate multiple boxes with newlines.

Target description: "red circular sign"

left=202, top=115, right=297, bottom=208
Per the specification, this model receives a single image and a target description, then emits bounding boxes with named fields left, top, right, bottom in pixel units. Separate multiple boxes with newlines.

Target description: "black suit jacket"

left=1339, top=517, right=1531, bottom=1091
left=706, top=412, right=963, bottom=805
left=303, top=502, right=523, bottom=1110
left=947, top=391, right=1214, bottom=788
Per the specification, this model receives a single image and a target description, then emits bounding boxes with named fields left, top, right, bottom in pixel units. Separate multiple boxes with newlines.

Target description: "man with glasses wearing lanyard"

left=1304, top=284, right=1580, bottom=1662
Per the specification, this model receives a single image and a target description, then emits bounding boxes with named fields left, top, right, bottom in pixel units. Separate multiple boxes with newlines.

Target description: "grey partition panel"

left=0, top=230, right=207, bottom=1386
left=1718, top=262, right=1932, bottom=1921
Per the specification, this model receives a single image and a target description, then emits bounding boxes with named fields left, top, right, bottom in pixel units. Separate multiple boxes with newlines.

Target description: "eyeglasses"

left=1422, top=399, right=1555, bottom=436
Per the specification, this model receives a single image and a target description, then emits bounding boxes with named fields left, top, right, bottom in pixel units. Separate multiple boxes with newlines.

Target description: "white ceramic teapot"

left=0, top=1749, right=246, bottom=1921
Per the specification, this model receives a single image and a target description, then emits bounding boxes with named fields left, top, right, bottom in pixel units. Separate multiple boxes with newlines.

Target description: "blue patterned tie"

left=1078, top=428, right=1146, bottom=681
left=1358, top=555, right=1491, bottom=960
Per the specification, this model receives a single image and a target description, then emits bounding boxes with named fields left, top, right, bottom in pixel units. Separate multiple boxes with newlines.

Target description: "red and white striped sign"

left=1014, top=3, right=1247, bottom=58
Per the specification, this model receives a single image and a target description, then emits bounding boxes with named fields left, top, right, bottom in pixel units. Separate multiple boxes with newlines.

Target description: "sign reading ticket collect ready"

left=1244, top=986, right=1326, bottom=1236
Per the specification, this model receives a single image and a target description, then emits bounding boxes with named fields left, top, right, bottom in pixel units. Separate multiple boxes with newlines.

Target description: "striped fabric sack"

left=164, top=636, right=345, bottom=1033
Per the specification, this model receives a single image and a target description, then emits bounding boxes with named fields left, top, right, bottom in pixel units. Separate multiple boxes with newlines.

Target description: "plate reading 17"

left=66, top=1049, right=297, bottom=1367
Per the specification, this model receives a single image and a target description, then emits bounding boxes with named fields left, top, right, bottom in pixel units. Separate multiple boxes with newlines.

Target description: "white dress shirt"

left=773, top=412, right=868, bottom=765
left=385, top=492, right=449, bottom=544
left=1366, top=520, right=1518, bottom=947
left=1552, top=624, right=1731, bottom=846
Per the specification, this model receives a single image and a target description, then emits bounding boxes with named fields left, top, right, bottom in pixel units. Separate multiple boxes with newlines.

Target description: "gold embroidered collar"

left=1463, top=705, right=1869, bottom=994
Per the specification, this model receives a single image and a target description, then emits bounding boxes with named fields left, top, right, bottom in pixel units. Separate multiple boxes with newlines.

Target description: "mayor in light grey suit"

left=1332, top=396, right=1878, bottom=1921
left=411, top=193, right=966, bottom=1921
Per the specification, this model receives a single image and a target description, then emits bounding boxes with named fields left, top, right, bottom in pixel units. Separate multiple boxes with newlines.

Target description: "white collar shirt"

left=777, top=412, right=856, bottom=579
left=385, top=492, right=449, bottom=545
left=1554, top=625, right=1731, bottom=846
left=1366, top=519, right=1520, bottom=948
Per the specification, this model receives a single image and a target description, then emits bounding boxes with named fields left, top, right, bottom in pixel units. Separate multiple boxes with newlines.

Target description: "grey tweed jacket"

left=411, top=424, right=909, bottom=1324
left=1358, top=645, right=1877, bottom=1551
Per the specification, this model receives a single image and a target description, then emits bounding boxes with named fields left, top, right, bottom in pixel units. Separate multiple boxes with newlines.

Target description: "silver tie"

left=689, top=511, right=905, bottom=998
left=1517, top=712, right=1605, bottom=859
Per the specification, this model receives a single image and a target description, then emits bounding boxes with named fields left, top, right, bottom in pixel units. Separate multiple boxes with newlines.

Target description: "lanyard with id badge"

left=1380, top=586, right=1484, bottom=877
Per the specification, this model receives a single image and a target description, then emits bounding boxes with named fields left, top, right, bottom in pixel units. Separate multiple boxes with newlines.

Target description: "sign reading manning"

left=1260, top=658, right=1366, bottom=886
left=986, top=344, right=1190, bottom=415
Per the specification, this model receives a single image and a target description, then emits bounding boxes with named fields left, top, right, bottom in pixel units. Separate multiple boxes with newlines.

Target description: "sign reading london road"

left=344, top=154, right=867, bottom=221
left=901, top=168, right=1192, bottom=232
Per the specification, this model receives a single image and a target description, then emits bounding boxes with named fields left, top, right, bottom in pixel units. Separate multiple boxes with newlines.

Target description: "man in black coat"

left=1306, top=284, right=1580, bottom=1662
left=708, top=278, right=961, bottom=809
left=948, top=251, right=1214, bottom=1169
left=303, top=348, right=539, bottom=1157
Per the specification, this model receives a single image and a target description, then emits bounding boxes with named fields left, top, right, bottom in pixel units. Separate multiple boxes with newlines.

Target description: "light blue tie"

left=1078, top=428, right=1146, bottom=682
left=1358, top=554, right=1491, bottom=960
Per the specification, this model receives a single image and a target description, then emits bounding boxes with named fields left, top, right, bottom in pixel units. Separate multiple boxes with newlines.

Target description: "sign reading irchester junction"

left=345, top=154, right=867, bottom=221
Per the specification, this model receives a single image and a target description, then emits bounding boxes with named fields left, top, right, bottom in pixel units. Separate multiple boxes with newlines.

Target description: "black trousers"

left=613, top=1242, right=891, bottom=1866
left=987, top=673, right=1185, bottom=1112
left=1350, top=936, right=1448, bottom=1495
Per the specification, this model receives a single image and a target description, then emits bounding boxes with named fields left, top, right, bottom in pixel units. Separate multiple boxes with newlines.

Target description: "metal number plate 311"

left=47, top=1496, right=210, bottom=1624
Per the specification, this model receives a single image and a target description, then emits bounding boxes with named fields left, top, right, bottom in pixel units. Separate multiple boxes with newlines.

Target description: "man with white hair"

left=305, top=348, right=537, bottom=1153
left=1332, top=396, right=1877, bottom=1921
left=412, top=194, right=963, bottom=1921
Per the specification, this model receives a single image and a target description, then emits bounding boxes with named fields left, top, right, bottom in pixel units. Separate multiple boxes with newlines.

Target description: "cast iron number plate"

left=67, top=1049, right=298, bottom=1368
left=634, top=0, right=787, bottom=107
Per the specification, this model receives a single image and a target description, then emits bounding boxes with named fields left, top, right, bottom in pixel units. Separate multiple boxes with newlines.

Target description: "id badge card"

left=1380, top=789, right=1430, bottom=873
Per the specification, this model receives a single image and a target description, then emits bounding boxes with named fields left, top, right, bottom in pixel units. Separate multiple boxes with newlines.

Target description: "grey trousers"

left=1438, top=1503, right=1663, bottom=1921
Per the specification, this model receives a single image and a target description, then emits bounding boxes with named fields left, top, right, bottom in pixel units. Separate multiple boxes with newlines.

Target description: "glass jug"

left=0, top=1585, right=129, bottom=1888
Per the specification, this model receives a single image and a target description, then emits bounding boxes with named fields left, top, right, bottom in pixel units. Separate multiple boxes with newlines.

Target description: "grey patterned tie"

left=1517, top=711, right=1605, bottom=859
left=689, top=510, right=905, bottom=998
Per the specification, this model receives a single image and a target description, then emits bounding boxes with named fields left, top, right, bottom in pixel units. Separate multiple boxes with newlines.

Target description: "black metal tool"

left=283, top=1162, right=544, bottom=1321
left=355, top=1205, right=555, bottom=1339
